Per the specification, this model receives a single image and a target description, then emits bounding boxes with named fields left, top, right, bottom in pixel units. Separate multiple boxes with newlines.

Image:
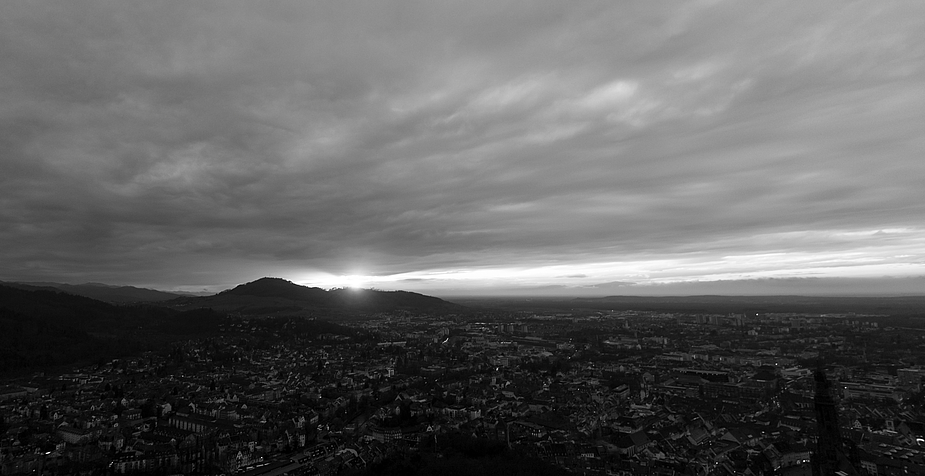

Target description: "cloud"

left=1, top=1, right=924, bottom=294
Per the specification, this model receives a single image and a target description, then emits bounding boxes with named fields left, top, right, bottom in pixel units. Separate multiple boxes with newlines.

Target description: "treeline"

left=0, top=305, right=146, bottom=376
left=0, top=284, right=365, bottom=377
left=0, top=286, right=209, bottom=376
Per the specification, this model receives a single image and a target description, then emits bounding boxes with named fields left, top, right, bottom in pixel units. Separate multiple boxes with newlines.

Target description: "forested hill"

left=0, top=280, right=182, bottom=303
left=0, top=285, right=161, bottom=375
left=0, top=278, right=462, bottom=376
left=170, top=277, right=466, bottom=316
left=0, top=284, right=368, bottom=378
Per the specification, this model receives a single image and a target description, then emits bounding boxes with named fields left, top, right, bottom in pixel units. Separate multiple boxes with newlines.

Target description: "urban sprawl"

left=2, top=309, right=925, bottom=475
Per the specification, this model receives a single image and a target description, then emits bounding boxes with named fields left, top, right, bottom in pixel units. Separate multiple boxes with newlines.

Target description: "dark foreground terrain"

left=3, top=281, right=925, bottom=475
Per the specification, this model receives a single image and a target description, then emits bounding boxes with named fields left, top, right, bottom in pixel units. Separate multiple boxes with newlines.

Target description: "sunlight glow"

left=285, top=226, right=925, bottom=295
left=299, top=273, right=371, bottom=290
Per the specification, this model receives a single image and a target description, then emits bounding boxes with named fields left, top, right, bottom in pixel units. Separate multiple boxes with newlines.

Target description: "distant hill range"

left=0, top=280, right=185, bottom=303
left=168, top=277, right=465, bottom=315
left=571, top=294, right=925, bottom=315
left=454, top=293, right=925, bottom=317
left=0, top=283, right=365, bottom=377
left=0, top=277, right=465, bottom=315
left=0, top=283, right=226, bottom=376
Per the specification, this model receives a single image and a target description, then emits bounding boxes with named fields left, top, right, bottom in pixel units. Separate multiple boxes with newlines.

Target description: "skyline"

left=2, top=2, right=924, bottom=297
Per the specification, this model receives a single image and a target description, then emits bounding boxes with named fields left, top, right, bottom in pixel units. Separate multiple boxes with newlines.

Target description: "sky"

left=2, top=1, right=924, bottom=297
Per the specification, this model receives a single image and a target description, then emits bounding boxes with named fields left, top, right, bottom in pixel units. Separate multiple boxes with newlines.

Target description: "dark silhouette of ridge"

left=0, top=283, right=364, bottom=377
left=0, top=284, right=210, bottom=376
left=0, top=280, right=182, bottom=303
left=221, top=277, right=332, bottom=302
left=570, top=294, right=925, bottom=315
left=174, top=277, right=465, bottom=315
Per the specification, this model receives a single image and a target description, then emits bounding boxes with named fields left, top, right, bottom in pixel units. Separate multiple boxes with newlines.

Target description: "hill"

left=453, top=294, right=925, bottom=319
left=572, top=294, right=925, bottom=315
left=0, top=280, right=182, bottom=303
left=168, top=277, right=466, bottom=316
left=0, top=283, right=364, bottom=377
left=0, top=284, right=176, bottom=375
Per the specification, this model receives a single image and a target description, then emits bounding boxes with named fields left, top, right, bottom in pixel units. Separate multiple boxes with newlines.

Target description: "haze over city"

left=2, top=1, right=924, bottom=296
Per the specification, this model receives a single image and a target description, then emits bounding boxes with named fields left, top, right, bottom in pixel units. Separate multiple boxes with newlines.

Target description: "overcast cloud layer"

left=2, top=1, right=924, bottom=296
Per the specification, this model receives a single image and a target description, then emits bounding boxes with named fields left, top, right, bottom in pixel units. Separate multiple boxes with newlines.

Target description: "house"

left=613, top=431, right=650, bottom=456
left=720, top=427, right=760, bottom=447
left=0, top=385, right=28, bottom=402
left=56, top=425, right=94, bottom=445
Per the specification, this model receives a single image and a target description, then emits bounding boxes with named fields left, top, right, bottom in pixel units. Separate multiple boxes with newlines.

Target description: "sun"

left=335, top=274, right=368, bottom=290
left=293, top=271, right=375, bottom=290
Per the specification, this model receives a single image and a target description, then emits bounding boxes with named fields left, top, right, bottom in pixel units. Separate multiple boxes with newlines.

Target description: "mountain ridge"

left=0, top=280, right=182, bottom=303
left=176, top=277, right=465, bottom=315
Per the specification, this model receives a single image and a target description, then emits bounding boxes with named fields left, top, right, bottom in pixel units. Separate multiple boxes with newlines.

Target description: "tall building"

left=811, top=362, right=860, bottom=476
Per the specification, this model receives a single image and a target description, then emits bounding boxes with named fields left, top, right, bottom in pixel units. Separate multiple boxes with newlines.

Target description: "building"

left=841, top=381, right=899, bottom=402
left=898, top=368, right=925, bottom=391
left=702, top=381, right=767, bottom=403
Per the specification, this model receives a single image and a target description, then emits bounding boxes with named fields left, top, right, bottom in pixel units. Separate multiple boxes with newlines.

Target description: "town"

left=3, top=307, right=925, bottom=475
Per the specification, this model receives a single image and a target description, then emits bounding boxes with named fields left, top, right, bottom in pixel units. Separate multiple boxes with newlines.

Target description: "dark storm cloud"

left=1, top=1, right=924, bottom=293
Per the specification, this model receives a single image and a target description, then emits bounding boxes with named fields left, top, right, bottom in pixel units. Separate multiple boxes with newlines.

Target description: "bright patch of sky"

left=1, top=1, right=924, bottom=296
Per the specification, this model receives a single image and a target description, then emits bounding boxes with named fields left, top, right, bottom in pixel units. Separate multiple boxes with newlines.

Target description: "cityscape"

left=3, top=279, right=925, bottom=475
left=3, top=1, right=925, bottom=475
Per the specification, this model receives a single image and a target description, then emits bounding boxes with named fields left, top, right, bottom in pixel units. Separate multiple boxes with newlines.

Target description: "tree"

left=141, top=399, right=157, bottom=418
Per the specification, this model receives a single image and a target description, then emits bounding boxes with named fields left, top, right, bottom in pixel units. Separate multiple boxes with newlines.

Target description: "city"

left=4, top=285, right=925, bottom=475
left=3, top=2, right=925, bottom=475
